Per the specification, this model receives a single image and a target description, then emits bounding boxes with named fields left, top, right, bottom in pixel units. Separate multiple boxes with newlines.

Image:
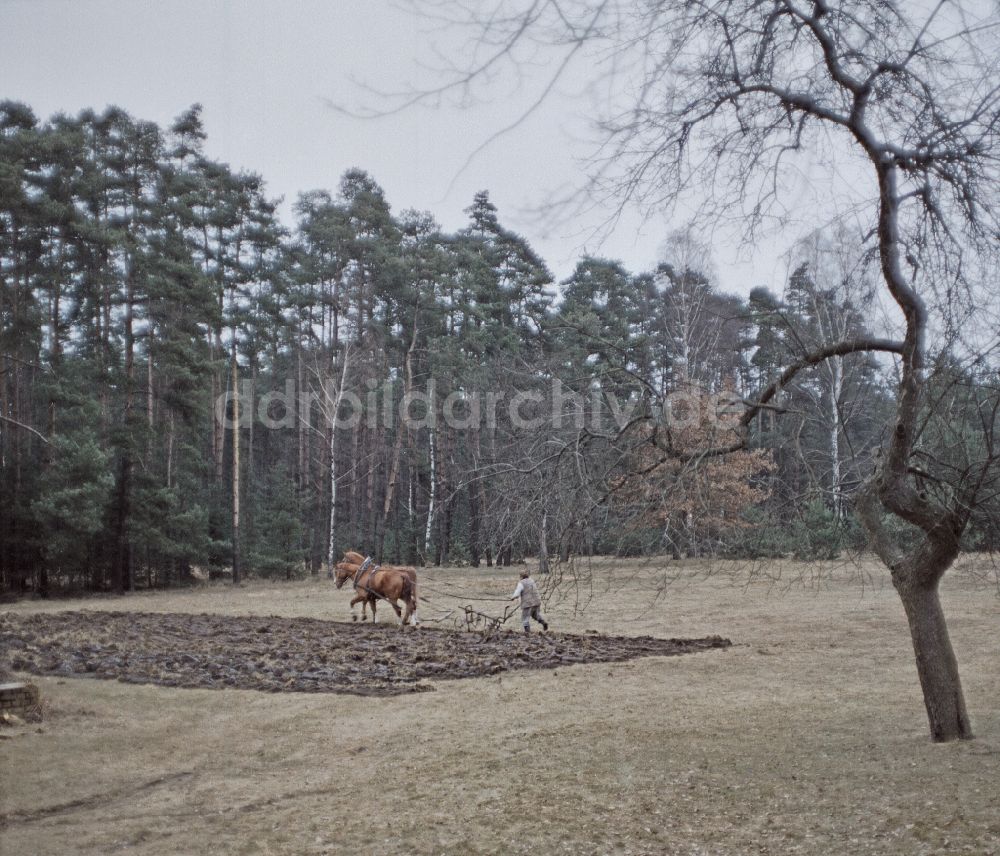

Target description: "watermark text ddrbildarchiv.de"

left=216, top=377, right=743, bottom=433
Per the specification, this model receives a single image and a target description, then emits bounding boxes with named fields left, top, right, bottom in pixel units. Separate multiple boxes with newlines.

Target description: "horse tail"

left=401, top=573, right=415, bottom=609
left=403, top=572, right=418, bottom=624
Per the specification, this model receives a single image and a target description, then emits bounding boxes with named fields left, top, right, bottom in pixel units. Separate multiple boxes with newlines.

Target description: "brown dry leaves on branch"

left=615, top=382, right=773, bottom=536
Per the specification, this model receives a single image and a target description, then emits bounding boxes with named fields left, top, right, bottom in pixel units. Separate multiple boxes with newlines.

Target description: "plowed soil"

left=0, top=610, right=730, bottom=696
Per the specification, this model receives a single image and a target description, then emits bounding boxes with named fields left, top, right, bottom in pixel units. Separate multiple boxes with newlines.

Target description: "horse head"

left=334, top=561, right=360, bottom=590
left=342, top=550, right=366, bottom=566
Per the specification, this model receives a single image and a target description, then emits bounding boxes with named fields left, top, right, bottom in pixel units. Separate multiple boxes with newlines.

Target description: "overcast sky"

left=1, top=0, right=798, bottom=292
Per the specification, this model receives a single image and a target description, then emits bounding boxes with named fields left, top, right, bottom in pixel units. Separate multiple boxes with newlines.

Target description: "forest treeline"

left=2, top=102, right=996, bottom=593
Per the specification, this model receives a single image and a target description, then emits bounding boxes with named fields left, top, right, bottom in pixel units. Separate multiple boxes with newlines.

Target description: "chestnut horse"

left=342, top=552, right=418, bottom=621
left=334, top=553, right=419, bottom=627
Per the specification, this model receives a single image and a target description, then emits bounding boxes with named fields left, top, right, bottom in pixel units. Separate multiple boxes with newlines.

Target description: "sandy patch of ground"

left=1, top=557, right=999, bottom=855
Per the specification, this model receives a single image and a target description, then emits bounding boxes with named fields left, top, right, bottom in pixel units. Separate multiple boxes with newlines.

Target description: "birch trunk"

left=424, top=427, right=436, bottom=557
left=326, top=351, right=350, bottom=576
left=539, top=509, right=550, bottom=575
left=231, top=350, right=241, bottom=585
left=828, top=356, right=843, bottom=519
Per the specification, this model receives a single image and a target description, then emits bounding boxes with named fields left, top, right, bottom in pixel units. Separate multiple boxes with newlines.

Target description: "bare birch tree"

left=786, top=226, right=881, bottom=519
left=318, top=346, right=352, bottom=576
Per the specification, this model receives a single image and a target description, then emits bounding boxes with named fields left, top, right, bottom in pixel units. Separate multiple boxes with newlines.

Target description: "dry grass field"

left=2, top=556, right=999, bottom=856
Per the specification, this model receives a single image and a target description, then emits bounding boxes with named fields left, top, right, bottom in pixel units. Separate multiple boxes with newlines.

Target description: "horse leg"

left=350, top=594, right=366, bottom=621
left=388, top=589, right=404, bottom=627
left=371, top=597, right=377, bottom=624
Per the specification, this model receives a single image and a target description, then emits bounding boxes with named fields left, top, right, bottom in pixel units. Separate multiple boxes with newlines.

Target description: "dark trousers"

left=521, top=605, right=546, bottom=629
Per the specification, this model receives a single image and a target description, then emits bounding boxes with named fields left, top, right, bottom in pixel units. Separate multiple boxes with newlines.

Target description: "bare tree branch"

left=0, top=414, right=50, bottom=446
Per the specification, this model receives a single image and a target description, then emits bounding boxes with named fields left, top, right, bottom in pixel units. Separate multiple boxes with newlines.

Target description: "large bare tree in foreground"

left=402, top=0, right=1000, bottom=741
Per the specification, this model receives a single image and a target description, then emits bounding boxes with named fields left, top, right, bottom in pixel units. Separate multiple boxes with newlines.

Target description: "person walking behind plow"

left=510, top=569, right=548, bottom=634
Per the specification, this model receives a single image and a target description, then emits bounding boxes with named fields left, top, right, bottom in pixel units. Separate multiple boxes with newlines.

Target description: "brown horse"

left=342, top=552, right=418, bottom=619
left=334, top=554, right=419, bottom=627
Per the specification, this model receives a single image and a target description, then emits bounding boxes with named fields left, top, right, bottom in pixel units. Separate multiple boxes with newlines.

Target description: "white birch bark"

left=326, top=349, right=351, bottom=577
left=828, top=355, right=843, bottom=519
left=231, top=350, right=241, bottom=584
left=424, top=427, right=436, bottom=555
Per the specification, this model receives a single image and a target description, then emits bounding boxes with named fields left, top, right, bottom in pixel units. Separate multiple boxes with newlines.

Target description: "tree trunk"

left=895, top=578, right=972, bottom=741
left=559, top=527, right=571, bottom=563
left=538, top=509, right=550, bottom=574
left=113, top=258, right=137, bottom=594
left=1, top=354, right=9, bottom=590
left=349, top=424, right=360, bottom=547
left=440, top=490, right=453, bottom=566
left=326, top=350, right=350, bottom=576
left=436, top=426, right=452, bottom=566
left=48, top=275, right=61, bottom=445
left=407, top=469, right=418, bottom=564
left=212, top=225, right=225, bottom=488
left=297, top=342, right=306, bottom=492
left=870, top=162, right=973, bottom=742
left=100, top=248, right=112, bottom=425
left=377, top=318, right=417, bottom=562
left=663, top=515, right=682, bottom=560
left=147, top=315, right=155, bottom=464
left=212, top=361, right=224, bottom=483
left=424, top=426, right=436, bottom=558
left=685, top=510, right=698, bottom=558
left=231, top=352, right=241, bottom=585
left=828, top=356, right=843, bottom=519
left=469, top=483, right=481, bottom=567
left=365, top=426, right=380, bottom=550
left=166, top=410, right=175, bottom=490
left=469, top=422, right=483, bottom=567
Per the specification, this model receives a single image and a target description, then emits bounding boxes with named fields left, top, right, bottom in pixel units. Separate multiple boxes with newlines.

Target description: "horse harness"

left=352, top=556, right=380, bottom=594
